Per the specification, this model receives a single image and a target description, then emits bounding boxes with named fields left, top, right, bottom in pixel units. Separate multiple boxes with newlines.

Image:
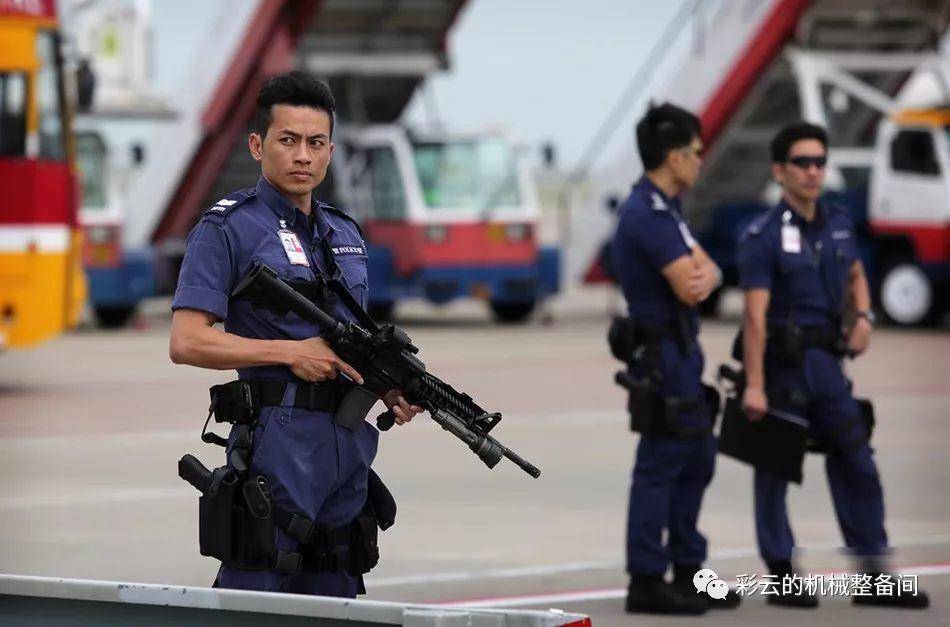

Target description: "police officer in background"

left=611, top=103, right=740, bottom=615
left=737, top=122, right=929, bottom=609
left=169, top=72, right=421, bottom=597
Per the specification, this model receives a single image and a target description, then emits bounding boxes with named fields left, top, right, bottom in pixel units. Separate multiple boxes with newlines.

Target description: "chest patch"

left=831, top=230, right=851, bottom=240
left=278, top=230, right=310, bottom=266
left=781, top=225, right=801, bottom=254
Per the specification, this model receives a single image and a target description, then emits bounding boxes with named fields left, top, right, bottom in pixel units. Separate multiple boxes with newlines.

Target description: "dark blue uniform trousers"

left=755, top=348, right=887, bottom=564
left=626, top=344, right=716, bottom=575
left=627, top=434, right=717, bottom=574
left=216, top=384, right=379, bottom=597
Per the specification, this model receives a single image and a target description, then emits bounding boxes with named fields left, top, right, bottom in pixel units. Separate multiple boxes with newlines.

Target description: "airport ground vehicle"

left=0, top=0, right=86, bottom=348
left=866, top=107, right=950, bottom=325
left=338, top=126, right=559, bottom=322
left=74, top=130, right=155, bottom=327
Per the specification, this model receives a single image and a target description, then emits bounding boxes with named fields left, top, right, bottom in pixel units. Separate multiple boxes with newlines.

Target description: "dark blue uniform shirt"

left=737, top=200, right=859, bottom=328
left=611, top=176, right=699, bottom=336
left=172, top=176, right=369, bottom=382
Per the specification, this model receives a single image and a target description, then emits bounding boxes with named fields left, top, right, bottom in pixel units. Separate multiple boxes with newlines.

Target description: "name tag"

left=781, top=225, right=801, bottom=254
left=332, top=245, right=366, bottom=255
left=678, top=221, right=697, bottom=249
left=278, top=230, right=310, bottom=266
left=831, top=230, right=851, bottom=240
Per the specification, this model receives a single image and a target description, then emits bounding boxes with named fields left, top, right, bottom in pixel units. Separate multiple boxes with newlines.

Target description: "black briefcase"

left=718, top=397, right=808, bottom=484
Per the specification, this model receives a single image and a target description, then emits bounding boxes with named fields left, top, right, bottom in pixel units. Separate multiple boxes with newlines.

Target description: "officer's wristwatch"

left=856, top=310, right=876, bottom=326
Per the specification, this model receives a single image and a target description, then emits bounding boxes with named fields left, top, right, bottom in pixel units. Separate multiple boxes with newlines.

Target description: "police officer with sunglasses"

left=736, top=122, right=929, bottom=609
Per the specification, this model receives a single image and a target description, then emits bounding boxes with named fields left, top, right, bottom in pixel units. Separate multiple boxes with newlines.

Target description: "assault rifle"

left=232, top=263, right=541, bottom=478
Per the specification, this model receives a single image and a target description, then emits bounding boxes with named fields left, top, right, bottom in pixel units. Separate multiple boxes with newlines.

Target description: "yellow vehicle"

left=0, top=0, right=86, bottom=349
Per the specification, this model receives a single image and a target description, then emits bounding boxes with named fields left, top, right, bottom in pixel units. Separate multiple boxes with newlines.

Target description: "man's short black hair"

left=636, top=103, right=702, bottom=171
left=770, top=122, right=827, bottom=163
left=254, top=71, right=336, bottom=138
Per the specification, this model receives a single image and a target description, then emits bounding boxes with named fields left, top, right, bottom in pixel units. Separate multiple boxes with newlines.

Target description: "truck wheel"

left=878, top=261, right=934, bottom=326
left=95, top=305, right=136, bottom=329
left=490, top=301, right=535, bottom=324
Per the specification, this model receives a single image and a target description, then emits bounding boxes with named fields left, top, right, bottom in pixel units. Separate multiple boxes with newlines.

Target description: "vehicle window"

left=36, top=30, right=66, bottom=161
left=367, top=147, right=407, bottom=220
left=890, top=129, right=940, bottom=176
left=412, top=140, right=520, bottom=211
left=0, top=72, right=27, bottom=157
left=76, top=134, right=107, bottom=209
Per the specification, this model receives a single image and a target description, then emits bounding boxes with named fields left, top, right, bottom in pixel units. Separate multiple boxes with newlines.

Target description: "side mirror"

left=76, top=58, right=96, bottom=112
left=541, top=142, right=556, bottom=168
left=131, top=143, right=145, bottom=165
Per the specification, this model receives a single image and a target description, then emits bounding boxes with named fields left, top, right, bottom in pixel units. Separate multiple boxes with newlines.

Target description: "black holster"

left=181, top=453, right=391, bottom=576
left=616, top=371, right=660, bottom=434
left=210, top=380, right=259, bottom=425
left=348, top=509, right=380, bottom=575
left=609, top=315, right=714, bottom=438
left=615, top=371, right=714, bottom=438
left=196, top=467, right=279, bottom=570
left=607, top=315, right=638, bottom=362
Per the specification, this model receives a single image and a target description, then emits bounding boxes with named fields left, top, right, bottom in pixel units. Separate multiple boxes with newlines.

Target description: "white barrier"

left=0, top=574, right=591, bottom=627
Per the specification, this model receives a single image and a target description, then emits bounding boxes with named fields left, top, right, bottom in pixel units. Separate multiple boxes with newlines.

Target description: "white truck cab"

left=329, top=125, right=558, bottom=322
left=868, top=108, right=950, bottom=325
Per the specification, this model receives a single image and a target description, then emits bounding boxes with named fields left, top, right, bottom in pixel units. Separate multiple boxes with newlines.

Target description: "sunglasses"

left=787, top=155, right=827, bottom=169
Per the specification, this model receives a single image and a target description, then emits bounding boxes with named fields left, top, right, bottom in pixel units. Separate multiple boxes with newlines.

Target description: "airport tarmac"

left=1, top=287, right=948, bottom=626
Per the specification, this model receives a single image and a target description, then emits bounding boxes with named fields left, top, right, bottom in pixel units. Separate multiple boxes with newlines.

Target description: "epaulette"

left=318, top=201, right=364, bottom=237
left=648, top=191, right=669, bottom=212
left=740, top=206, right=779, bottom=240
left=203, top=188, right=257, bottom=219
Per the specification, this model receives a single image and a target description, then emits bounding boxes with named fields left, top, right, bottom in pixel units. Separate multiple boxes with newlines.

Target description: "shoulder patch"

left=318, top=201, right=364, bottom=237
left=649, top=192, right=668, bottom=211
left=203, top=188, right=256, bottom=218
left=740, top=207, right=779, bottom=240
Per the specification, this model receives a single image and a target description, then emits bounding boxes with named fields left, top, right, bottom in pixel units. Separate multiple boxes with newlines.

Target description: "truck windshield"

left=412, top=139, right=520, bottom=210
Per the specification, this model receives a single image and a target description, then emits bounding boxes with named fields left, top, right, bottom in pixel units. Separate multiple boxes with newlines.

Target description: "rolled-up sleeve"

left=171, top=219, right=234, bottom=320
left=737, top=232, right=773, bottom=290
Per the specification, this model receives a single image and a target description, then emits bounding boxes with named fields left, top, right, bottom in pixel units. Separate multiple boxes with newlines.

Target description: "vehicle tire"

left=490, top=301, right=535, bottom=323
left=698, top=287, right=722, bottom=318
left=95, top=305, right=136, bottom=329
left=878, top=260, right=935, bottom=326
